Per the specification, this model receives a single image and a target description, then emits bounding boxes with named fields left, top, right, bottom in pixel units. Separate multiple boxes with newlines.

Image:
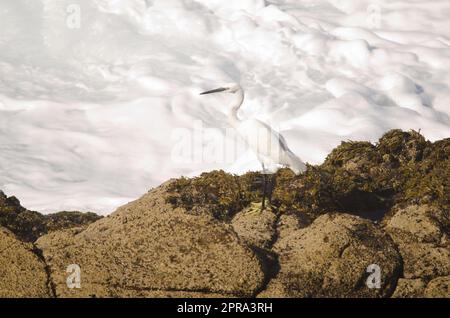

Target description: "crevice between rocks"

left=250, top=246, right=280, bottom=297
left=384, top=232, right=406, bottom=298
left=32, top=245, right=57, bottom=298
left=251, top=207, right=283, bottom=298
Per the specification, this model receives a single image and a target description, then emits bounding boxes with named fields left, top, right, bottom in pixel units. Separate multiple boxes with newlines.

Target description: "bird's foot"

left=247, top=202, right=272, bottom=215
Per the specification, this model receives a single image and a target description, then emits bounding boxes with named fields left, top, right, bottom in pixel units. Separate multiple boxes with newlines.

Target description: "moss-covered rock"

left=166, top=130, right=448, bottom=224
left=45, top=211, right=102, bottom=233
left=377, top=129, right=429, bottom=165
left=0, top=191, right=102, bottom=242
left=166, top=170, right=261, bottom=221
left=271, top=166, right=338, bottom=220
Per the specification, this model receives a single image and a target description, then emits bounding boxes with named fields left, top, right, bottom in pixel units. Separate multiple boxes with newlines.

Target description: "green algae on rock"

left=166, top=129, right=448, bottom=223
left=0, top=191, right=102, bottom=242
left=166, top=170, right=262, bottom=221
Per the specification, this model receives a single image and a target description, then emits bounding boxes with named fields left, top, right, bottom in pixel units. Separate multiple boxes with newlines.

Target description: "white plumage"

left=200, top=83, right=306, bottom=175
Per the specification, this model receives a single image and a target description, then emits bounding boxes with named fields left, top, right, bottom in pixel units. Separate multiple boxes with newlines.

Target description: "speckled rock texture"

left=36, top=183, right=265, bottom=298
left=0, top=227, right=51, bottom=297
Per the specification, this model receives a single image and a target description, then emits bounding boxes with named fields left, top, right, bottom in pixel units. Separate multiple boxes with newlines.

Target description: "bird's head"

left=200, top=83, right=242, bottom=95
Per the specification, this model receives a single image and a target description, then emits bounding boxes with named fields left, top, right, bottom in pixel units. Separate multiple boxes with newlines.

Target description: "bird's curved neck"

left=228, top=89, right=244, bottom=125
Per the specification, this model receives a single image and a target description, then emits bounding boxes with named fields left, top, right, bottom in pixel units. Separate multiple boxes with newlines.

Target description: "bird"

left=200, top=83, right=306, bottom=210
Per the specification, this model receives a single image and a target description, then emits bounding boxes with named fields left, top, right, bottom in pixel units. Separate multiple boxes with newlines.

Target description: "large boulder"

left=259, top=214, right=402, bottom=298
left=36, top=182, right=266, bottom=298
left=0, top=227, right=51, bottom=297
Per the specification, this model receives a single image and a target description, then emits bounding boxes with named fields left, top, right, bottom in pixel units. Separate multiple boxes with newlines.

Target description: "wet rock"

left=0, top=191, right=46, bottom=242
left=166, top=171, right=263, bottom=221
left=45, top=211, right=102, bottom=233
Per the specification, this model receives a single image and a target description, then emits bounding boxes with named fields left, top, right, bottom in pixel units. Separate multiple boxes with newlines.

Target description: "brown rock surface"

left=36, top=182, right=265, bottom=298
left=384, top=204, right=449, bottom=280
left=391, top=279, right=426, bottom=298
left=231, top=203, right=277, bottom=250
left=261, top=214, right=402, bottom=298
left=385, top=205, right=448, bottom=245
left=424, top=276, right=450, bottom=298
left=0, top=227, right=51, bottom=297
left=400, top=244, right=449, bottom=279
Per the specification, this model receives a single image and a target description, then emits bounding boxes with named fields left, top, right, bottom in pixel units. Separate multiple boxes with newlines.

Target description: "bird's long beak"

left=200, top=87, right=227, bottom=95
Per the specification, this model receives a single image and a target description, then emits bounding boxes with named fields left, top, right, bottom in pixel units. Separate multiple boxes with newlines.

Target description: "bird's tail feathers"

left=284, top=150, right=306, bottom=175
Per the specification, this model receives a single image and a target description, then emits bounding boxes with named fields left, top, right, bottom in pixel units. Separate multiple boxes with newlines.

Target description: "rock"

left=1, top=130, right=448, bottom=298
left=262, top=214, right=401, bottom=297
left=377, top=129, right=429, bottom=165
left=36, top=182, right=265, bottom=298
left=277, top=213, right=309, bottom=241
left=424, top=276, right=450, bottom=298
left=231, top=203, right=277, bottom=249
left=0, top=190, right=101, bottom=242
left=400, top=244, right=450, bottom=279
left=165, top=171, right=261, bottom=222
left=385, top=205, right=448, bottom=244
left=0, top=226, right=51, bottom=297
left=45, top=211, right=102, bottom=233
left=0, top=191, right=46, bottom=242
left=385, top=205, right=450, bottom=280
left=391, top=279, right=426, bottom=298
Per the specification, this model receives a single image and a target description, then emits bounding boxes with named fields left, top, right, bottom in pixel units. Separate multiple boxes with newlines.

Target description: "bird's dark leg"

left=261, top=164, right=267, bottom=211
left=269, top=173, right=276, bottom=205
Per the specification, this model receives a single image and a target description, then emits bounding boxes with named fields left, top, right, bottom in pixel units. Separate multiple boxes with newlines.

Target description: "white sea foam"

left=0, top=0, right=449, bottom=214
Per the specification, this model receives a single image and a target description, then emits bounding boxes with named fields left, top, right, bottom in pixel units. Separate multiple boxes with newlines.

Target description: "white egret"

left=200, top=83, right=306, bottom=210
